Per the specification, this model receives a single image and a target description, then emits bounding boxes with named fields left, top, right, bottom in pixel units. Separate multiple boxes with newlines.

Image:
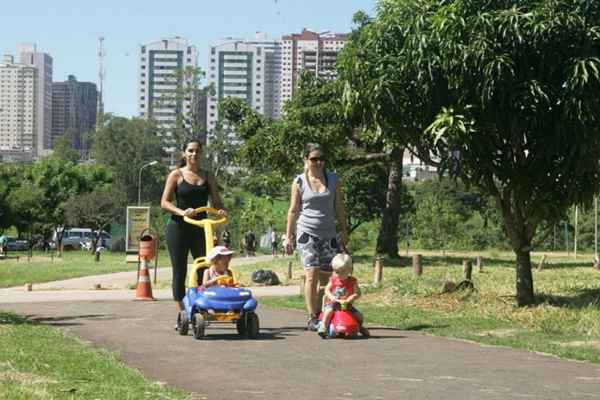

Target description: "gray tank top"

left=296, top=171, right=337, bottom=238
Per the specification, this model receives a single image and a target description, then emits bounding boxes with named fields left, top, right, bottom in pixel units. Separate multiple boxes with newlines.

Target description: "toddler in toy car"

left=318, top=253, right=369, bottom=337
left=202, top=245, right=235, bottom=288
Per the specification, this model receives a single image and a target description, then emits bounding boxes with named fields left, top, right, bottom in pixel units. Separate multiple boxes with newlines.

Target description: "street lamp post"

left=138, top=161, right=158, bottom=206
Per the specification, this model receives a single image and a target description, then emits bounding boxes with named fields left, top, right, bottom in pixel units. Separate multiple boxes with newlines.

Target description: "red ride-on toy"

left=319, top=298, right=360, bottom=338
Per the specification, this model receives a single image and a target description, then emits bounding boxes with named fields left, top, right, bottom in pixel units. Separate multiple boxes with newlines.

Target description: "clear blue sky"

left=1, top=0, right=377, bottom=117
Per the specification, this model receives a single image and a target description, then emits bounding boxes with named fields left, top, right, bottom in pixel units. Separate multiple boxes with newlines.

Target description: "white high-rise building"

left=19, top=43, right=53, bottom=156
left=206, top=35, right=282, bottom=137
left=245, top=33, right=283, bottom=120
left=280, top=29, right=347, bottom=113
left=138, top=37, right=198, bottom=156
left=0, top=54, right=37, bottom=161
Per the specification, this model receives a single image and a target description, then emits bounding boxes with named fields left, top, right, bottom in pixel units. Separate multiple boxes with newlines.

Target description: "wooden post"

left=287, top=260, right=293, bottom=280
left=476, top=256, right=483, bottom=273
left=373, top=254, right=383, bottom=285
left=593, top=255, right=600, bottom=270
left=463, top=260, right=472, bottom=281
left=412, top=254, right=422, bottom=276
left=537, top=254, right=546, bottom=270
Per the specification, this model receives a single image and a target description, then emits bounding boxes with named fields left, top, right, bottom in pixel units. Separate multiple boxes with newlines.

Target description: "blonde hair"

left=331, top=253, right=352, bottom=272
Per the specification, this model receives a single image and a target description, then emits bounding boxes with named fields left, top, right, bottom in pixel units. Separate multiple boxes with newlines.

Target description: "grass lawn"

left=234, top=250, right=600, bottom=364
left=0, top=312, right=193, bottom=400
left=3, top=248, right=600, bottom=367
left=0, top=251, right=138, bottom=288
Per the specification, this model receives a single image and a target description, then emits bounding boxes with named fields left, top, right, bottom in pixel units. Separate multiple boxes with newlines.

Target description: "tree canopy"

left=341, top=0, right=600, bottom=305
left=92, top=115, right=166, bottom=208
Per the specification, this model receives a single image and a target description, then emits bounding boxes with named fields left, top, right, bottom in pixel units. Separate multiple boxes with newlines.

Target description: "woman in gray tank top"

left=283, top=143, right=349, bottom=331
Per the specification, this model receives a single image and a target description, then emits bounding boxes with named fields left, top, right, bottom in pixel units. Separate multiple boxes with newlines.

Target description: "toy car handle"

left=183, top=207, right=227, bottom=228
left=215, top=275, right=236, bottom=287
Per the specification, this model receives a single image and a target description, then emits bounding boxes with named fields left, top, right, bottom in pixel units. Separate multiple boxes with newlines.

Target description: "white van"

left=52, top=228, right=112, bottom=250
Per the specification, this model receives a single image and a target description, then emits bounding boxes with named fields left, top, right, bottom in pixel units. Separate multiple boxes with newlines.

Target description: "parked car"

left=52, top=228, right=112, bottom=250
left=6, top=238, right=30, bottom=251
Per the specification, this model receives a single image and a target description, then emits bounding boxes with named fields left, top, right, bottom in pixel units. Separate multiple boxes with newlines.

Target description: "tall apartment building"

left=280, top=29, right=347, bottom=112
left=0, top=55, right=37, bottom=162
left=52, top=75, right=98, bottom=153
left=206, top=35, right=282, bottom=136
left=137, top=37, right=198, bottom=157
left=19, top=43, right=53, bottom=156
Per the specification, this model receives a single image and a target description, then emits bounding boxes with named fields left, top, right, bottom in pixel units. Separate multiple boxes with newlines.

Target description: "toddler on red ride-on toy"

left=318, top=253, right=370, bottom=338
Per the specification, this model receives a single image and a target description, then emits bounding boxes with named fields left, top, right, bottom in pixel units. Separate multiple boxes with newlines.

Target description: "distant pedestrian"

left=280, top=233, right=287, bottom=255
left=239, top=238, right=247, bottom=257
left=221, top=229, right=232, bottom=248
left=271, top=230, right=278, bottom=257
left=244, top=230, right=256, bottom=257
left=0, top=235, right=7, bottom=256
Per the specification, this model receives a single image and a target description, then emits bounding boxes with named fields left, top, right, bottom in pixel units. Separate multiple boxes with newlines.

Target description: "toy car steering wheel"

left=337, top=299, right=349, bottom=311
left=215, top=275, right=235, bottom=287
left=183, top=207, right=227, bottom=228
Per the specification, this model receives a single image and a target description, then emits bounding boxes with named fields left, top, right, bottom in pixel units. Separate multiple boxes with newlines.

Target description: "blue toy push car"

left=180, top=275, right=260, bottom=339
left=176, top=207, right=260, bottom=339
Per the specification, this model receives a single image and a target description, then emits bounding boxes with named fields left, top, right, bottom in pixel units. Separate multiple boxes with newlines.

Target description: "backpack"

left=251, top=269, right=280, bottom=286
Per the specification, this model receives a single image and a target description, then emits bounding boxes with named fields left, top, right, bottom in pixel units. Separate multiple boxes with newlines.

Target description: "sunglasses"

left=309, top=156, right=325, bottom=162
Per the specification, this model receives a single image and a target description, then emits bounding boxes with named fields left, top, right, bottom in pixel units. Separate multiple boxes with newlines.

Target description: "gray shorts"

left=297, top=232, right=338, bottom=271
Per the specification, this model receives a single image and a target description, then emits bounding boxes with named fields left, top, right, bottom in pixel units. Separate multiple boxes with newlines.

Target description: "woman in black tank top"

left=161, top=138, right=227, bottom=328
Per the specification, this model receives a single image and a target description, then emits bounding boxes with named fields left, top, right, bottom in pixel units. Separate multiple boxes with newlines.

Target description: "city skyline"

left=0, top=0, right=377, bottom=118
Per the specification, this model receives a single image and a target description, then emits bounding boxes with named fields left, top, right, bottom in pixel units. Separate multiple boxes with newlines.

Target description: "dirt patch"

left=475, top=329, right=521, bottom=338
left=555, top=341, right=600, bottom=350
left=11, top=256, right=63, bottom=263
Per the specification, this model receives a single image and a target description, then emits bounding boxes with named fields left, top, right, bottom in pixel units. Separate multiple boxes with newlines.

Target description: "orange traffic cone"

left=134, top=259, right=155, bottom=301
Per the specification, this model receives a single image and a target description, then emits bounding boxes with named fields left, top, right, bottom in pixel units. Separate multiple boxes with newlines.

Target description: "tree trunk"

left=376, top=147, right=404, bottom=258
left=496, top=192, right=537, bottom=307
left=515, top=247, right=535, bottom=306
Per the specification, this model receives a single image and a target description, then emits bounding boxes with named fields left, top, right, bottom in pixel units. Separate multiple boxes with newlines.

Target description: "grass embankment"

left=235, top=250, right=600, bottom=364
left=0, top=251, right=138, bottom=288
left=0, top=312, right=192, bottom=399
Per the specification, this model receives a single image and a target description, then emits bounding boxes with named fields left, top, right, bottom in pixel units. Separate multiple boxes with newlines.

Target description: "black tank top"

left=171, top=173, right=210, bottom=223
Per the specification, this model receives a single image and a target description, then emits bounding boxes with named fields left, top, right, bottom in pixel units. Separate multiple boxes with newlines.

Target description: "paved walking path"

left=0, top=254, right=299, bottom=303
left=1, top=256, right=600, bottom=399
left=2, top=300, right=600, bottom=400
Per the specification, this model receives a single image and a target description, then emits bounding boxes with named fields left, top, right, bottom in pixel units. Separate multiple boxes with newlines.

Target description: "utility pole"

left=574, top=206, right=578, bottom=259
left=595, top=196, right=598, bottom=262
left=565, top=220, right=569, bottom=255
left=96, top=36, right=105, bottom=131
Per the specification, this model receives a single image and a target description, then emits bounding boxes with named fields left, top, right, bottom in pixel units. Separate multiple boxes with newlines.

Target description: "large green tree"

left=342, top=0, right=600, bottom=305
left=92, top=115, right=166, bottom=208
left=6, top=183, right=44, bottom=238
left=24, top=158, right=112, bottom=247
left=53, top=128, right=82, bottom=163
left=0, top=163, right=23, bottom=233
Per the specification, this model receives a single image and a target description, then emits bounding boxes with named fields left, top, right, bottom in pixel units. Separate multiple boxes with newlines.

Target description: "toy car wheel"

left=193, top=313, right=205, bottom=340
left=177, top=311, right=189, bottom=336
left=245, top=312, right=259, bottom=339
left=328, top=323, right=336, bottom=338
left=236, top=317, right=246, bottom=336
